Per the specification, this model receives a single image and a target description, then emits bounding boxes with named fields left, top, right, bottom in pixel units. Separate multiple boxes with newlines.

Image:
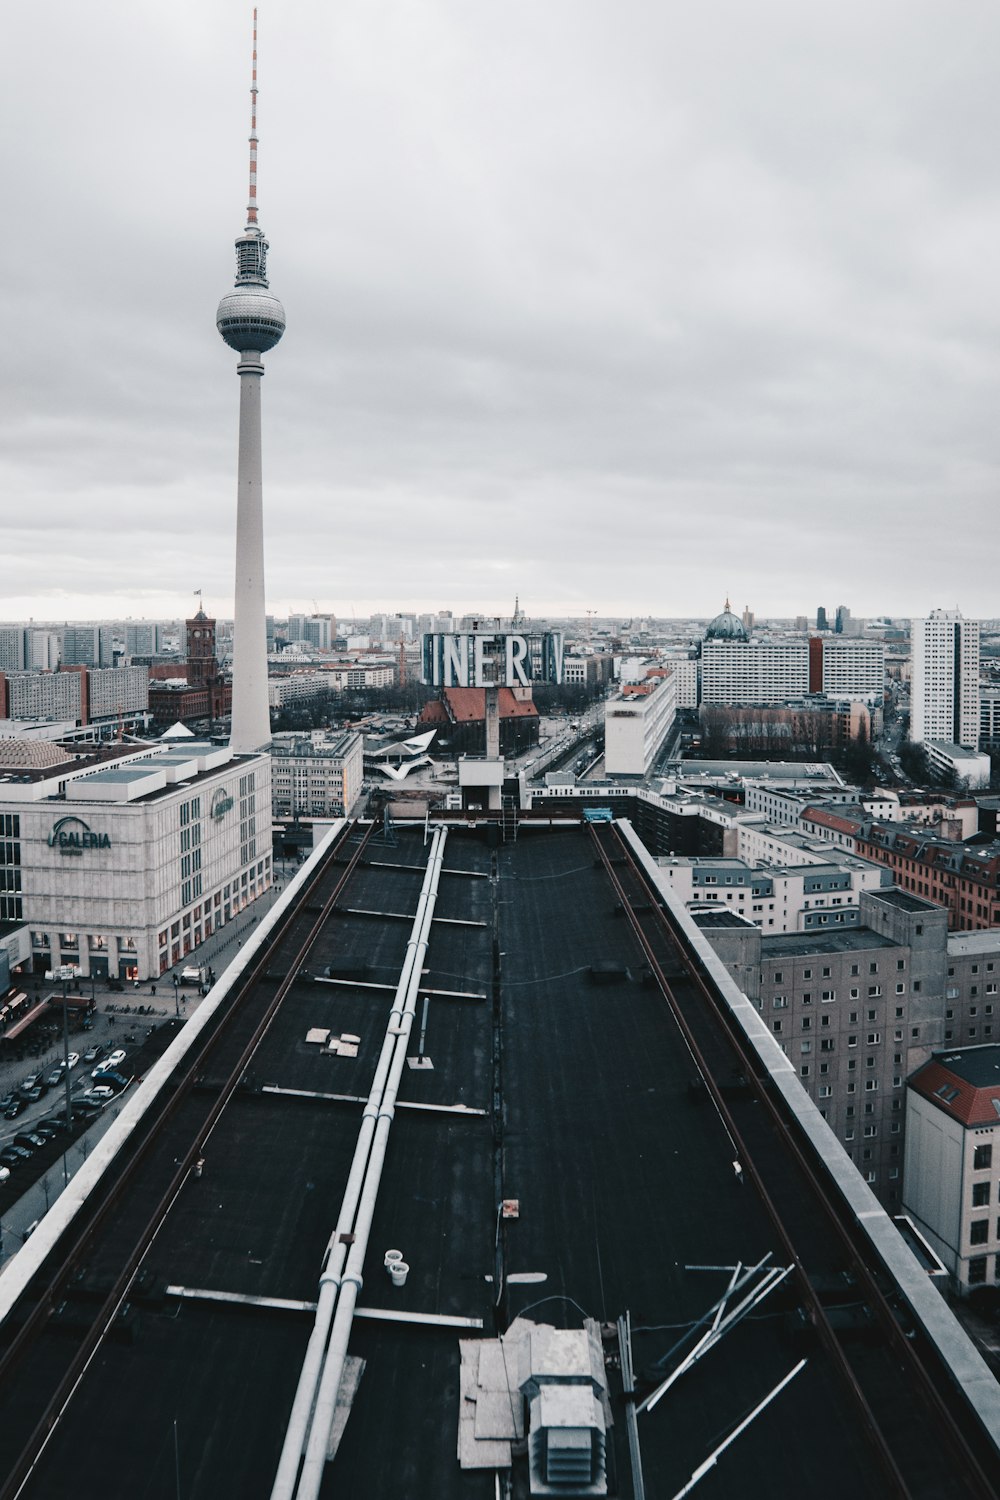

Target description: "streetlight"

left=45, top=963, right=79, bottom=1185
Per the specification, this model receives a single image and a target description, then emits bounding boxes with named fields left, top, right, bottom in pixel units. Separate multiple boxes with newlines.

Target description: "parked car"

left=0, top=1094, right=14, bottom=1111
left=93, top=1050, right=126, bottom=1077
left=90, top=1085, right=116, bottom=1101
left=45, top=1066, right=65, bottom=1088
left=6, top=1144, right=32, bottom=1161
left=66, top=1051, right=80, bottom=1069
left=76, top=1095, right=105, bottom=1112
left=14, top=1132, right=46, bottom=1150
left=34, top=1122, right=60, bottom=1140
left=20, top=1087, right=43, bottom=1104
left=0, top=1166, right=10, bottom=1185
left=83, top=1043, right=104, bottom=1064
left=0, top=1149, right=22, bottom=1169
left=96, top=1071, right=130, bottom=1092
left=40, top=1117, right=72, bottom=1134
left=5, top=1099, right=28, bottom=1119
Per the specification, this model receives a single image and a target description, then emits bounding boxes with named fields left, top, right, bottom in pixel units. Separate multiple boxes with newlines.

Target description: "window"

left=821, top=990, right=834, bottom=1002
left=850, top=988, right=860, bottom=1000
left=970, top=1220, right=989, bottom=1246
left=864, top=1079, right=878, bottom=1092
left=800, top=1065, right=810, bottom=1077
left=803, top=968, right=812, bottom=979
left=773, top=1021, right=783, bottom=1033
left=863, top=1125, right=877, bottom=1137
left=896, top=959, right=905, bottom=971
left=868, top=986, right=881, bottom=997
left=848, top=1034, right=857, bottom=1047
left=869, top=962, right=879, bottom=974
left=801, top=1017, right=811, bottom=1031
left=867, top=1033, right=880, bottom=1045
left=968, top=1257, right=987, bottom=1285
left=773, top=996, right=788, bottom=1009
left=818, top=1085, right=832, bottom=1098
left=974, top=1144, right=993, bottom=1171
left=972, top=1182, right=990, bottom=1207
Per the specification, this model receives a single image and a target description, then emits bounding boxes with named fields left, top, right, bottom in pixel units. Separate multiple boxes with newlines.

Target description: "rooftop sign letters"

left=47, top=816, right=111, bottom=856
left=422, top=631, right=564, bottom=689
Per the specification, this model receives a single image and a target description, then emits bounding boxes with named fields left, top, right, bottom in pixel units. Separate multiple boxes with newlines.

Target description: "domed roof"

left=704, top=598, right=749, bottom=642
left=217, top=285, right=286, bottom=354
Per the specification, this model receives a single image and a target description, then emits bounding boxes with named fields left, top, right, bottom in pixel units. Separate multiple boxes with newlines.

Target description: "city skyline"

left=5, top=2, right=1000, bottom=622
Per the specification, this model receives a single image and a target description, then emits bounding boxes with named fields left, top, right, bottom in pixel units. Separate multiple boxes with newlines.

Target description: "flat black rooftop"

left=933, top=1045, right=1000, bottom=1089
left=1, top=825, right=981, bottom=1499
left=692, top=908, right=757, bottom=929
left=867, top=888, right=941, bottom=913
left=760, top=925, right=900, bottom=958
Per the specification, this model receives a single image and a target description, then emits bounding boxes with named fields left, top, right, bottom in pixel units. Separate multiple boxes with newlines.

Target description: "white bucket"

left=389, top=1261, right=409, bottom=1288
left=384, top=1249, right=403, bottom=1268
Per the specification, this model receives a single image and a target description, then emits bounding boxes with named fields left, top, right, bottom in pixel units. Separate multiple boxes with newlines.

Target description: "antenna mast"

left=247, top=7, right=259, bottom=226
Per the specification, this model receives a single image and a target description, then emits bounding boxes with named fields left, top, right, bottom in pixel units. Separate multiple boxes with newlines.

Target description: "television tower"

left=217, top=8, right=285, bottom=754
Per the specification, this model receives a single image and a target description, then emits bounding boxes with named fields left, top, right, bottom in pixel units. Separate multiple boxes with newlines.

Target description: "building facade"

left=270, top=730, right=363, bottom=819
left=0, top=741, right=271, bottom=980
left=854, top=821, right=1000, bottom=931
left=911, top=610, right=980, bottom=748
left=701, top=640, right=809, bottom=705
left=904, top=1047, right=1000, bottom=1295
left=604, top=669, right=677, bottom=776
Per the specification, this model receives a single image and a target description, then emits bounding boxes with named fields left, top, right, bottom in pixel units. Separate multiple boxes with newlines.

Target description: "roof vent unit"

left=528, top=1387, right=606, bottom=1495
left=518, top=1327, right=609, bottom=1496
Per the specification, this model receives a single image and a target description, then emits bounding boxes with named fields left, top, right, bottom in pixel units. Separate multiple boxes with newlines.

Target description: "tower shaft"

left=230, top=353, right=271, bottom=754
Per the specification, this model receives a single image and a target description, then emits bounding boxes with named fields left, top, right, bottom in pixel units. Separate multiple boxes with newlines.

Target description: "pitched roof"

left=425, top=688, right=540, bottom=723
left=909, top=1051, right=1000, bottom=1127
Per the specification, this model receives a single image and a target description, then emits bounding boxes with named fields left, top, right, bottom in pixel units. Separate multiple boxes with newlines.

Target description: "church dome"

left=704, top=599, right=749, bottom=642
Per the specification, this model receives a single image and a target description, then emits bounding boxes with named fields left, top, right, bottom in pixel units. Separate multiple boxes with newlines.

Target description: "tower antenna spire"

left=247, top=7, right=259, bottom=226
left=217, top=6, right=285, bottom=757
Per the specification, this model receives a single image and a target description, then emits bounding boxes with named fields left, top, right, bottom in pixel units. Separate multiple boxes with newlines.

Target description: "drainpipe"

left=270, top=826, right=448, bottom=1500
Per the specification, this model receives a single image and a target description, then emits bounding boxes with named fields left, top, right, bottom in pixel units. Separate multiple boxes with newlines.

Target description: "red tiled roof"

left=909, top=1059, right=1000, bottom=1127
left=417, top=699, right=450, bottom=724
left=803, top=807, right=860, bottom=837
left=445, top=688, right=539, bottom=722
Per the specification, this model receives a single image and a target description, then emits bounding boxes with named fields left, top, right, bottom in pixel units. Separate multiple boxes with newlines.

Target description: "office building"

left=0, top=739, right=271, bottom=980
left=270, top=729, right=363, bottom=819
left=604, top=667, right=677, bottom=776
left=911, top=610, right=980, bottom=748
left=905, top=1045, right=1000, bottom=1294
left=0, top=629, right=26, bottom=673
left=810, top=637, right=885, bottom=699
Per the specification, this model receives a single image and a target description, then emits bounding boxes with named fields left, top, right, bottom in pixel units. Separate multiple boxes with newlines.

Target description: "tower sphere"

left=217, top=284, right=286, bottom=354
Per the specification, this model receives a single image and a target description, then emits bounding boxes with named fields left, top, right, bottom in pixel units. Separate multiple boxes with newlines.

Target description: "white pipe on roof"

left=270, top=826, right=448, bottom=1500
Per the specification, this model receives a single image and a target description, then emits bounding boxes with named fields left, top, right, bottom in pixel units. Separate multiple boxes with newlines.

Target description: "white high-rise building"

left=216, top=13, right=285, bottom=755
left=910, top=610, right=980, bottom=749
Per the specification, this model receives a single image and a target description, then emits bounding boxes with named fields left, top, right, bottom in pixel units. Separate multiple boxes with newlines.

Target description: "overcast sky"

left=3, top=1, right=1000, bottom=626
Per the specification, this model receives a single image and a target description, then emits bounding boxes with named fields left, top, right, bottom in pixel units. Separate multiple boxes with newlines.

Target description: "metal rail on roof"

left=0, top=819, right=377, bottom=1500
left=601, top=819, right=1000, bottom=1498
left=271, top=826, right=450, bottom=1500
